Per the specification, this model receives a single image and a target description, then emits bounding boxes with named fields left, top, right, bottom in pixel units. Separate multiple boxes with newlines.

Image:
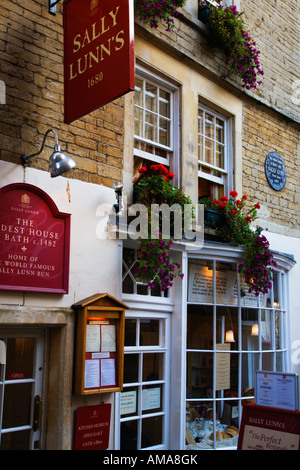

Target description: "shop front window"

left=119, top=316, right=170, bottom=450
left=185, top=259, right=288, bottom=450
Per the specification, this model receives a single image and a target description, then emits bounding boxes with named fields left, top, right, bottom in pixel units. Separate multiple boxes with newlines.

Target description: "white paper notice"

left=86, top=324, right=100, bottom=352
left=84, top=359, right=100, bottom=389
left=142, top=387, right=161, bottom=411
left=216, top=343, right=231, bottom=391
left=101, top=325, right=116, bottom=352
left=120, top=390, right=137, bottom=415
left=101, top=358, right=116, bottom=386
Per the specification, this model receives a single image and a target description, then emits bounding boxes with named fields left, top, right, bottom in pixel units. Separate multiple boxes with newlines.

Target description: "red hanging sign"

left=0, top=183, right=71, bottom=294
left=63, top=0, right=135, bottom=124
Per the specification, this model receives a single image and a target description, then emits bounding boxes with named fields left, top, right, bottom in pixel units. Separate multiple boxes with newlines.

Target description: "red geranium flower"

left=230, top=191, right=238, bottom=197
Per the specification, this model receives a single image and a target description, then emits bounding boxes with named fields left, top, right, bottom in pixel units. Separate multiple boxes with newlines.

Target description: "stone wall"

left=241, top=0, right=300, bottom=123
left=0, top=0, right=124, bottom=186
left=242, top=99, right=300, bottom=236
left=136, top=0, right=300, bottom=123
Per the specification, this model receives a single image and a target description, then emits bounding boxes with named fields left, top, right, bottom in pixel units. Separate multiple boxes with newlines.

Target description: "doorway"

left=0, top=330, right=45, bottom=450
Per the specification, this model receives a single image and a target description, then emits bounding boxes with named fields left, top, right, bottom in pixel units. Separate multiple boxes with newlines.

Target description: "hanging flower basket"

left=199, top=191, right=276, bottom=296
left=134, top=0, right=186, bottom=31
left=199, top=0, right=264, bottom=90
left=134, top=164, right=194, bottom=290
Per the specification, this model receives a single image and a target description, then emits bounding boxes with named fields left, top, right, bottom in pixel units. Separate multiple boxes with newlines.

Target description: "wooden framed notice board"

left=72, top=293, right=128, bottom=395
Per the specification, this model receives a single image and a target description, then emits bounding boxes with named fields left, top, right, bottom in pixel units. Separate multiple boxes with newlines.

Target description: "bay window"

left=185, top=254, right=290, bottom=450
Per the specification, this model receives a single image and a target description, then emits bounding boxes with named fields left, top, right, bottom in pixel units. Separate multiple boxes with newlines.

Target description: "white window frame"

left=198, top=103, right=233, bottom=195
left=115, top=312, right=171, bottom=451
left=0, top=330, right=45, bottom=450
left=184, top=247, right=291, bottom=450
left=134, top=65, right=180, bottom=185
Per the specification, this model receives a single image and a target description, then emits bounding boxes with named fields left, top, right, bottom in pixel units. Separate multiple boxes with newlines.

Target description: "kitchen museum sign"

left=0, top=183, right=71, bottom=294
left=64, top=0, right=134, bottom=123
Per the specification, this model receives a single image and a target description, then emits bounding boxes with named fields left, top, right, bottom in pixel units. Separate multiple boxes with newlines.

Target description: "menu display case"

left=72, top=293, right=128, bottom=395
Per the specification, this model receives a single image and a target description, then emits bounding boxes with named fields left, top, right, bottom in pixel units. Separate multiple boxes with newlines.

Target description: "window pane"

left=198, top=135, right=203, bottom=161
left=205, top=139, right=214, bottom=165
left=159, top=118, right=170, bottom=146
left=216, top=143, right=224, bottom=169
left=121, top=420, right=138, bottom=450
left=145, top=82, right=157, bottom=112
left=215, top=262, right=237, bottom=305
left=143, top=353, right=163, bottom=381
left=2, top=383, right=32, bottom=428
left=0, top=430, right=30, bottom=450
left=242, top=352, right=259, bottom=390
left=205, top=114, right=214, bottom=139
left=261, top=309, right=272, bottom=345
left=216, top=118, right=224, bottom=143
left=142, top=384, right=163, bottom=414
left=273, top=271, right=280, bottom=308
left=187, top=305, right=213, bottom=350
left=122, top=275, right=134, bottom=294
left=135, top=78, right=143, bottom=107
left=187, top=352, right=213, bottom=398
left=124, top=354, right=139, bottom=383
left=198, top=109, right=204, bottom=135
left=159, top=89, right=170, bottom=117
left=5, top=338, right=34, bottom=379
left=275, top=310, right=283, bottom=349
left=120, top=387, right=138, bottom=417
left=242, top=308, right=259, bottom=350
left=140, top=320, right=160, bottom=346
left=216, top=307, right=238, bottom=350
left=125, top=319, right=137, bottom=347
left=134, top=107, right=143, bottom=136
left=142, top=415, right=163, bottom=448
left=145, top=112, right=157, bottom=141
left=262, top=352, right=274, bottom=371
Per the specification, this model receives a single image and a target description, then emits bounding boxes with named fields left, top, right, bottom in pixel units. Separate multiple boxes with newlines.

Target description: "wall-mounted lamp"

left=225, top=329, right=235, bottom=343
left=22, top=129, right=76, bottom=178
left=49, top=0, right=61, bottom=15
left=112, top=181, right=124, bottom=214
left=251, top=324, right=259, bottom=336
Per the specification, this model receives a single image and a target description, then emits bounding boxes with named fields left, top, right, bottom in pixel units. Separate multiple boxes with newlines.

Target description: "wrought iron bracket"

left=49, top=0, right=62, bottom=15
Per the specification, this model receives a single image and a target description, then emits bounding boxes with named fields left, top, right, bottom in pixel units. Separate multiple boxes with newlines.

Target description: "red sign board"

left=63, top=0, right=135, bottom=124
left=74, top=403, right=111, bottom=450
left=0, top=183, right=71, bottom=294
left=238, top=404, right=300, bottom=450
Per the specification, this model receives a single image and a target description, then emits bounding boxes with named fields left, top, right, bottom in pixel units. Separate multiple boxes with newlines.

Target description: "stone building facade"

left=0, top=0, right=299, bottom=451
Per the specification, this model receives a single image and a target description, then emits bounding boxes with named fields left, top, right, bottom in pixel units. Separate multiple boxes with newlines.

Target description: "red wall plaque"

left=0, top=183, right=71, bottom=294
left=74, top=403, right=111, bottom=450
left=63, top=0, right=135, bottom=124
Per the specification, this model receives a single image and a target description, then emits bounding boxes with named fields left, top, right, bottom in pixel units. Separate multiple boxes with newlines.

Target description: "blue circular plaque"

left=265, top=152, right=287, bottom=191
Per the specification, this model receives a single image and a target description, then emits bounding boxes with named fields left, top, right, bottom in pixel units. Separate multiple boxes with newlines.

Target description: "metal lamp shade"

left=49, top=148, right=76, bottom=177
